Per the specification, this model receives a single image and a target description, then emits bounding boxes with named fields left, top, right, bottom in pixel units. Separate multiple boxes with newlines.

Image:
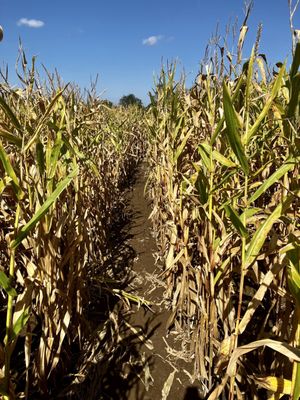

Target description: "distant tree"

left=101, top=99, right=113, bottom=108
left=119, top=94, right=143, bottom=108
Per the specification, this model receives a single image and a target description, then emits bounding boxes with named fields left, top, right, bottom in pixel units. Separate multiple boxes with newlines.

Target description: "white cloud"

left=17, top=18, right=45, bottom=28
left=142, top=35, right=163, bottom=46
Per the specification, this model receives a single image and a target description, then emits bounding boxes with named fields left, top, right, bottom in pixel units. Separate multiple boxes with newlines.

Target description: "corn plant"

left=147, top=25, right=300, bottom=399
left=0, top=52, right=146, bottom=398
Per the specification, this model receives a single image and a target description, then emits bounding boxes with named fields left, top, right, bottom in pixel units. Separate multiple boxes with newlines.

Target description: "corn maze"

left=0, top=21, right=299, bottom=400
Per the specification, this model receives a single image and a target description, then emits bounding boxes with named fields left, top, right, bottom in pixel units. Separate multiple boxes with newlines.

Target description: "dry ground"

left=124, top=164, right=204, bottom=400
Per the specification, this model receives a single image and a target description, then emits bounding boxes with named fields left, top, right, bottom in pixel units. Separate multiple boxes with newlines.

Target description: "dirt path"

left=124, top=164, right=203, bottom=400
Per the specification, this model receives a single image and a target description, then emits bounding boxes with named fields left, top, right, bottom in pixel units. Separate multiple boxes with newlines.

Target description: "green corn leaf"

left=240, top=207, right=261, bottom=221
left=0, top=96, right=22, bottom=132
left=223, top=81, right=249, bottom=175
left=0, top=140, right=23, bottom=200
left=198, top=143, right=237, bottom=169
left=224, top=204, right=248, bottom=238
left=212, top=149, right=236, bottom=168
left=292, top=363, right=300, bottom=400
left=211, top=74, right=245, bottom=145
left=290, top=41, right=300, bottom=79
left=11, top=166, right=78, bottom=249
left=245, top=63, right=286, bottom=144
left=245, top=197, right=291, bottom=267
left=36, top=141, right=45, bottom=176
left=198, top=143, right=213, bottom=172
left=287, top=240, right=300, bottom=271
left=286, top=240, right=300, bottom=306
left=287, top=72, right=300, bottom=118
left=0, top=271, right=17, bottom=297
left=195, top=169, right=209, bottom=205
left=11, top=307, right=30, bottom=341
left=172, top=114, right=185, bottom=143
left=62, top=134, right=85, bottom=160
left=211, top=119, right=225, bottom=148
left=201, top=142, right=236, bottom=168
left=249, top=158, right=297, bottom=203
left=287, top=265, right=300, bottom=306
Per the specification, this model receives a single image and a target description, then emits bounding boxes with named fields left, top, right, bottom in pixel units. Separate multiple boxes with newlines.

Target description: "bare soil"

left=123, top=164, right=203, bottom=400
left=76, top=163, right=205, bottom=400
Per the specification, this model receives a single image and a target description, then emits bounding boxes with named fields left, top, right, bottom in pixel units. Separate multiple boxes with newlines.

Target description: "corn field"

left=147, top=26, right=300, bottom=399
left=0, top=19, right=300, bottom=400
left=0, top=52, right=146, bottom=398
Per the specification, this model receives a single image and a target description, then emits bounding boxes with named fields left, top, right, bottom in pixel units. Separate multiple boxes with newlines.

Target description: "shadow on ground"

left=55, top=170, right=161, bottom=400
left=183, top=386, right=203, bottom=399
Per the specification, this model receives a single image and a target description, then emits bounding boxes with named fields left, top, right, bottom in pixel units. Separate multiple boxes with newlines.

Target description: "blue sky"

left=0, top=1, right=299, bottom=104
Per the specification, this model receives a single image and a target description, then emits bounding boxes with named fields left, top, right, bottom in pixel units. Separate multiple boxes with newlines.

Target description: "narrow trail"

left=124, top=164, right=202, bottom=400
